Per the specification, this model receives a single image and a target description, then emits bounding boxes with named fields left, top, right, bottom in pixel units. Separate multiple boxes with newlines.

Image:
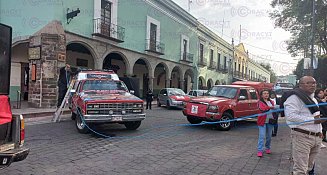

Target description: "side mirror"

left=238, top=96, right=246, bottom=100
left=130, top=90, right=135, bottom=94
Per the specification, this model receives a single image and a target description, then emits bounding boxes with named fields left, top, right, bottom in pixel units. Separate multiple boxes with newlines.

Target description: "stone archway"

left=215, top=80, right=220, bottom=85
left=207, top=79, right=213, bottom=89
left=171, top=66, right=182, bottom=89
left=153, top=62, right=169, bottom=95
left=103, top=52, right=128, bottom=77
left=132, top=58, right=151, bottom=98
left=184, top=69, right=194, bottom=93
left=66, top=42, right=95, bottom=69
left=11, top=42, right=29, bottom=102
left=198, top=76, right=205, bottom=90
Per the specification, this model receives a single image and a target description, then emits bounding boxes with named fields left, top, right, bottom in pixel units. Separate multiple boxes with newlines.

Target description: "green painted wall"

left=118, top=0, right=199, bottom=62
left=9, top=86, right=20, bottom=102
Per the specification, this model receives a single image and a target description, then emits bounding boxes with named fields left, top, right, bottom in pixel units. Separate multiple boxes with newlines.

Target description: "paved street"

left=1, top=106, right=326, bottom=175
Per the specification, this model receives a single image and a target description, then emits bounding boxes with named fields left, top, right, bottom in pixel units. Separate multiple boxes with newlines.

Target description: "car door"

left=234, top=89, right=252, bottom=118
left=158, top=89, right=167, bottom=105
left=248, top=88, right=260, bottom=115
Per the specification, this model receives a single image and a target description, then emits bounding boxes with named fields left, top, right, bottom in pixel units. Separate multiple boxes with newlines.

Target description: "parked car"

left=183, top=85, right=260, bottom=131
left=188, top=90, right=207, bottom=97
left=70, top=78, right=145, bottom=133
left=157, top=88, right=191, bottom=109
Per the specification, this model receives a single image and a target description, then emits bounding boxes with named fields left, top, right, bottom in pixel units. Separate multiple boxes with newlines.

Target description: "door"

left=248, top=89, right=260, bottom=115
left=149, top=23, right=157, bottom=51
left=234, top=89, right=252, bottom=118
left=21, top=63, right=29, bottom=101
left=158, top=89, right=167, bottom=105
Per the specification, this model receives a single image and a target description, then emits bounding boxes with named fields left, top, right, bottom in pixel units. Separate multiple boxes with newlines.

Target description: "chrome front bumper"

left=83, top=114, right=146, bottom=123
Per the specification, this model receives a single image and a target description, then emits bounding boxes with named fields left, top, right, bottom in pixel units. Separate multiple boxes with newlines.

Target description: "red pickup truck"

left=70, top=78, right=146, bottom=133
left=183, top=85, right=261, bottom=131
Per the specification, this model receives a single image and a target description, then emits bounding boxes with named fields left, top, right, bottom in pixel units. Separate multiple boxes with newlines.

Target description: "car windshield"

left=168, top=89, right=185, bottom=95
left=207, top=86, right=237, bottom=99
left=82, top=80, right=128, bottom=92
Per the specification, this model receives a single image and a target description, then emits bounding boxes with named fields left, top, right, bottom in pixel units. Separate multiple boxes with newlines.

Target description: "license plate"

left=1, top=156, right=11, bottom=165
left=191, top=105, right=198, bottom=114
left=112, top=116, right=123, bottom=121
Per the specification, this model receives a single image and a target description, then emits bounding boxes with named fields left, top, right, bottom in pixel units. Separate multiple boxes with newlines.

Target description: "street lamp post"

left=310, top=0, right=316, bottom=76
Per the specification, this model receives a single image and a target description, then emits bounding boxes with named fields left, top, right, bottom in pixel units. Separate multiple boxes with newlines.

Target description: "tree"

left=259, top=63, right=277, bottom=83
left=270, top=0, right=327, bottom=57
left=293, top=54, right=327, bottom=87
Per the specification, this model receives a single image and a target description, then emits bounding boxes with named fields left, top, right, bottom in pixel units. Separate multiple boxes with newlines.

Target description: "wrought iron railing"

left=93, top=18, right=125, bottom=42
left=145, top=39, right=165, bottom=55
left=181, top=52, right=194, bottom=62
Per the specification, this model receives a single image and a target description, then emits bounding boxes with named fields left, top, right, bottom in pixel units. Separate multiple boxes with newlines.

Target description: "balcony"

left=93, top=18, right=125, bottom=43
left=145, top=39, right=165, bottom=55
left=180, top=52, right=194, bottom=63
left=233, top=71, right=241, bottom=78
left=198, top=56, right=207, bottom=66
left=208, top=61, right=217, bottom=70
left=217, top=64, right=224, bottom=72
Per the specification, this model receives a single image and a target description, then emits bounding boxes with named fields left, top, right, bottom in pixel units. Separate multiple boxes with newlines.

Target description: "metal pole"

left=310, top=0, right=316, bottom=76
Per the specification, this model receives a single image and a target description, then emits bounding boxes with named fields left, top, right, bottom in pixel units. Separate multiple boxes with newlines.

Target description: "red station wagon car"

left=183, top=85, right=261, bottom=131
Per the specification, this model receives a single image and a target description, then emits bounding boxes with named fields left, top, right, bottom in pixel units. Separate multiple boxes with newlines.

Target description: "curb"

left=13, top=109, right=71, bottom=118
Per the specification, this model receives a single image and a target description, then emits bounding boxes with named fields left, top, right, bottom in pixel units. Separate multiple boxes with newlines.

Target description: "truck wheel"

left=217, top=113, right=233, bottom=131
left=71, top=112, right=76, bottom=120
left=157, top=100, right=161, bottom=107
left=124, top=121, right=141, bottom=130
left=187, top=116, right=202, bottom=124
left=76, top=113, right=89, bottom=134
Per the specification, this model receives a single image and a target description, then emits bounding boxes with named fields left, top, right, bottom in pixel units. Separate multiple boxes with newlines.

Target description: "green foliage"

left=259, top=63, right=277, bottom=83
left=293, top=55, right=327, bottom=87
left=270, top=0, right=327, bottom=56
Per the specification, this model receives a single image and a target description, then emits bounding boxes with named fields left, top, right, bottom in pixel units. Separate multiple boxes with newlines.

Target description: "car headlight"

left=137, top=104, right=143, bottom=108
left=93, top=104, right=99, bottom=108
left=207, top=105, right=218, bottom=112
left=171, top=98, right=176, bottom=102
left=87, top=104, right=93, bottom=108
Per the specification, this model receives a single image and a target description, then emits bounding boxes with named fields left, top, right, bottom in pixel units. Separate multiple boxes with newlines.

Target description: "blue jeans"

left=257, top=123, right=274, bottom=152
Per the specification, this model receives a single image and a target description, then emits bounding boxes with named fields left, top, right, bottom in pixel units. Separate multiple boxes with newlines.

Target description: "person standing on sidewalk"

left=257, top=89, right=278, bottom=157
left=270, top=91, right=280, bottom=137
left=314, top=89, right=327, bottom=142
left=284, top=76, right=324, bottom=175
left=146, top=89, right=154, bottom=110
left=57, top=64, right=71, bottom=108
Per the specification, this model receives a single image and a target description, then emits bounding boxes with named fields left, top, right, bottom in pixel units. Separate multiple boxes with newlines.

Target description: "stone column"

left=148, top=76, right=154, bottom=91
left=165, top=79, right=171, bottom=88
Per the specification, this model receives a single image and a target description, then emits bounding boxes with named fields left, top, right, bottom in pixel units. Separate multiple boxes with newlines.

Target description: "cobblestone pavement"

left=1, top=107, right=326, bottom=175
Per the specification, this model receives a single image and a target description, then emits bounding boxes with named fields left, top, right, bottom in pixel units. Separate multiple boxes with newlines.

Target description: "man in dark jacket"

left=146, top=89, right=154, bottom=110
left=57, top=64, right=71, bottom=108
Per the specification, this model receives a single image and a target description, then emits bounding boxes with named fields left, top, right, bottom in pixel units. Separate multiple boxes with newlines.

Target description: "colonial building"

left=1, top=0, right=234, bottom=107
left=233, top=43, right=270, bottom=82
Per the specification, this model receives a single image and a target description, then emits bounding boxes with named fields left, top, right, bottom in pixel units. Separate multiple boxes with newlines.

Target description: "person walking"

left=57, top=64, right=71, bottom=108
left=146, top=89, right=154, bottom=110
left=257, top=89, right=278, bottom=157
left=314, top=89, right=327, bottom=142
left=270, top=91, right=280, bottom=137
left=284, top=76, right=325, bottom=175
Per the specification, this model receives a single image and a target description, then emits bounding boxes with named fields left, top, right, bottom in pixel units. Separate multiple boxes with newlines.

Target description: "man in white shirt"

left=284, top=76, right=324, bottom=175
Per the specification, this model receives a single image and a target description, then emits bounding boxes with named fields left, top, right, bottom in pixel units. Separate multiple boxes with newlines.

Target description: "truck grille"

left=86, top=103, right=144, bottom=115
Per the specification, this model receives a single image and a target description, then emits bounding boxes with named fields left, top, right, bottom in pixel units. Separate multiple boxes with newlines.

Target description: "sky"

left=172, top=0, right=299, bottom=76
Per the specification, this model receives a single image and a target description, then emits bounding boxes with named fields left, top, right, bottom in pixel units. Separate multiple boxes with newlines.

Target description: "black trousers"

left=146, top=100, right=152, bottom=109
left=57, top=87, right=67, bottom=107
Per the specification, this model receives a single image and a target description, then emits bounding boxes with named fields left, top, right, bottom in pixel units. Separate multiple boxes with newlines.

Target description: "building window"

left=224, top=56, right=227, bottom=69
left=217, top=52, right=221, bottom=69
left=76, top=59, right=88, bottom=68
left=182, top=39, right=187, bottom=59
left=200, top=43, right=204, bottom=61
left=149, top=23, right=157, bottom=51
left=100, top=0, right=112, bottom=36
left=210, top=49, right=213, bottom=63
